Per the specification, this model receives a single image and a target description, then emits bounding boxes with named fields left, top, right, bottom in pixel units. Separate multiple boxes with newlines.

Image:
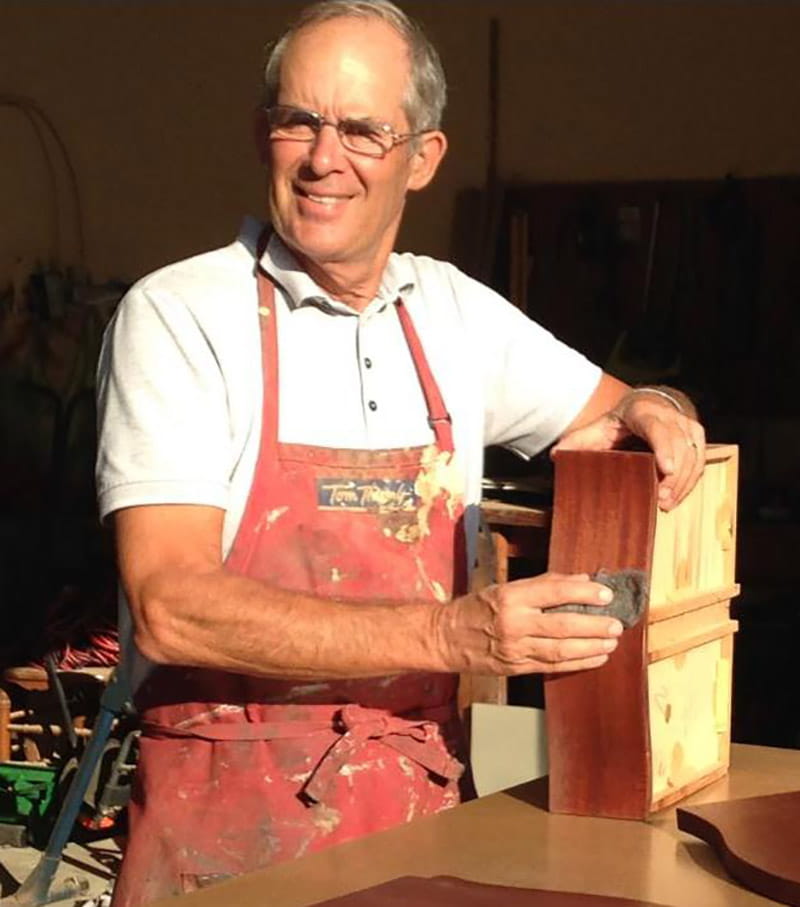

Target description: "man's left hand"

left=552, top=390, right=706, bottom=511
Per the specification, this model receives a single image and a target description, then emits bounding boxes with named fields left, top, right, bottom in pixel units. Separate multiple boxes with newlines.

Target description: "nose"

left=306, top=122, right=348, bottom=173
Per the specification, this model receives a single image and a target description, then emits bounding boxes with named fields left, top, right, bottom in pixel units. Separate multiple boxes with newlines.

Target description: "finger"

left=682, top=424, right=706, bottom=501
left=530, top=608, right=623, bottom=639
left=642, top=416, right=694, bottom=508
left=527, top=633, right=620, bottom=664
left=489, top=628, right=618, bottom=669
left=533, top=571, right=592, bottom=583
left=506, top=653, right=611, bottom=676
left=507, top=575, right=614, bottom=610
left=662, top=435, right=696, bottom=508
left=487, top=576, right=622, bottom=645
left=640, top=416, right=682, bottom=480
left=659, top=423, right=706, bottom=509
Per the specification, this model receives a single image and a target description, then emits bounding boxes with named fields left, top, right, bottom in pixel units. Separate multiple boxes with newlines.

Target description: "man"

left=96, top=2, right=706, bottom=904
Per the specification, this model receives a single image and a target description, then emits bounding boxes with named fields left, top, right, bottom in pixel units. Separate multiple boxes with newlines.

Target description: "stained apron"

left=111, top=234, right=471, bottom=906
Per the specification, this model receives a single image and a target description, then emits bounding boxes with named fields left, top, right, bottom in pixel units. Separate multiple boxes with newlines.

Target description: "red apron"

left=112, top=236, right=472, bottom=906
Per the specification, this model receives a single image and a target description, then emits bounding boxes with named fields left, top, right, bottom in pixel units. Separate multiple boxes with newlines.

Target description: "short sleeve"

left=95, top=283, right=232, bottom=522
left=452, top=271, right=601, bottom=457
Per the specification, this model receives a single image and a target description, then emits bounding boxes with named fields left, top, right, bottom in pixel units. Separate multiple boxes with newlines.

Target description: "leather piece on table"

left=544, top=451, right=657, bottom=819
left=677, top=790, right=800, bottom=907
left=309, top=876, right=669, bottom=906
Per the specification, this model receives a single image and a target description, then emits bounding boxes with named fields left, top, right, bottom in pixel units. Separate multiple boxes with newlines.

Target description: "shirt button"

left=368, top=400, right=378, bottom=412
left=364, top=357, right=373, bottom=369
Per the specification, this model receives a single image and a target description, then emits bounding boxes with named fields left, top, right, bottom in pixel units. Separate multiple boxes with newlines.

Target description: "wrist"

left=613, top=385, right=696, bottom=421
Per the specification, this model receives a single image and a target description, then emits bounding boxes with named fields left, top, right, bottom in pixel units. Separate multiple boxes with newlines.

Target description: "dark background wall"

left=2, top=2, right=800, bottom=282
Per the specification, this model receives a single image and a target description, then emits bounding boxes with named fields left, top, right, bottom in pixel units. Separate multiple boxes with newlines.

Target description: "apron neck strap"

left=394, top=299, right=454, bottom=452
left=254, top=227, right=453, bottom=454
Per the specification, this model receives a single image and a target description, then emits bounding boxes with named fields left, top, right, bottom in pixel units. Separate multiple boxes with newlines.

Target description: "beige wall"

left=1, top=1, right=799, bottom=285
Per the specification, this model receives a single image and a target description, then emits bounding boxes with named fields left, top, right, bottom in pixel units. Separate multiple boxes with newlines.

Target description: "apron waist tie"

left=303, top=703, right=464, bottom=803
left=140, top=702, right=464, bottom=804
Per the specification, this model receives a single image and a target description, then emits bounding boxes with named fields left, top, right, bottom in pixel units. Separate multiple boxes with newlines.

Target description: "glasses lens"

left=339, top=119, right=392, bottom=156
left=268, top=107, right=318, bottom=140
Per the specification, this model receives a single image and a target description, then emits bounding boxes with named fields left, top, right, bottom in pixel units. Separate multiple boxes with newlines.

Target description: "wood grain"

left=544, top=450, right=657, bottom=819
left=677, top=790, right=800, bottom=906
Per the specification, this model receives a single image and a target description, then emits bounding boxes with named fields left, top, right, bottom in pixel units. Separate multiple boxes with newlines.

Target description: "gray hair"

left=261, top=0, right=447, bottom=132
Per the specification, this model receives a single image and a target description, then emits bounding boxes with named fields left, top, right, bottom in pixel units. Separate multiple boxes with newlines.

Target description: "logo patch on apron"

left=317, top=478, right=419, bottom=512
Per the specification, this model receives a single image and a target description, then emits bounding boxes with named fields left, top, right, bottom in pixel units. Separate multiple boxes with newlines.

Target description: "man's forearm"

left=131, top=565, right=449, bottom=679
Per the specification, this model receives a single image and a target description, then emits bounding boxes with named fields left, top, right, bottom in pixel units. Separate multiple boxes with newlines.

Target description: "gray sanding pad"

left=549, top=568, right=648, bottom=628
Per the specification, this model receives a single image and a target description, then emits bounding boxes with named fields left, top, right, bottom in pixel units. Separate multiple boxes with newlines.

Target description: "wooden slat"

left=703, top=442, right=739, bottom=463
left=480, top=499, right=551, bottom=528
left=647, top=620, right=737, bottom=663
left=647, top=602, right=734, bottom=654
left=649, top=583, right=740, bottom=621
left=650, top=763, right=729, bottom=813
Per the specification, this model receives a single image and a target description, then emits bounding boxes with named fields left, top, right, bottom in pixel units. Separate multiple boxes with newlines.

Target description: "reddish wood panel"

left=544, top=450, right=658, bottom=819
left=311, top=875, right=670, bottom=906
left=677, top=791, right=800, bottom=906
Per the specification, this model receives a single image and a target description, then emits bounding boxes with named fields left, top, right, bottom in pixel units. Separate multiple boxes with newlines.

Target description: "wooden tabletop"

left=152, top=744, right=800, bottom=907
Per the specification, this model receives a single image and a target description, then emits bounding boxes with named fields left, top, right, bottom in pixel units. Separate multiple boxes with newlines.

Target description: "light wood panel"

left=649, top=445, right=738, bottom=615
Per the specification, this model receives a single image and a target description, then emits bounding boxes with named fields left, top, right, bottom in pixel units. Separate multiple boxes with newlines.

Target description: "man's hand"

left=435, top=573, right=624, bottom=675
left=553, top=385, right=706, bottom=511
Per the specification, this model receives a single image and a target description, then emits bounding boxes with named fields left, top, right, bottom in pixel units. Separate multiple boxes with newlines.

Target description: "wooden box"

left=544, top=444, right=739, bottom=819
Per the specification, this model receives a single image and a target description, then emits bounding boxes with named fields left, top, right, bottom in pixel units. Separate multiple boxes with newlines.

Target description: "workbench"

left=151, top=743, right=799, bottom=906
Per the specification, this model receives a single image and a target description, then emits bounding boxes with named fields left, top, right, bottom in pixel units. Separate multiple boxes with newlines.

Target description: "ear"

left=253, top=108, right=271, bottom=165
left=406, top=130, right=448, bottom=192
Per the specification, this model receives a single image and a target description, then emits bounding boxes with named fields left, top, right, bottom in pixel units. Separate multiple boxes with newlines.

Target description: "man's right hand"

left=436, top=573, right=623, bottom=675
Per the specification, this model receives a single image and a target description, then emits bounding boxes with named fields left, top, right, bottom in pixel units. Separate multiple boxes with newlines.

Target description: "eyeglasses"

left=264, top=105, right=428, bottom=157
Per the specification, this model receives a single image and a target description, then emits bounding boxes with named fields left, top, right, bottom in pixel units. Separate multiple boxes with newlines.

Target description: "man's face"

left=262, top=16, right=442, bottom=276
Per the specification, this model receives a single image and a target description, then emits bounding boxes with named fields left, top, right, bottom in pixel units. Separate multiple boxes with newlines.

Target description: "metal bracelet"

left=625, top=386, right=685, bottom=415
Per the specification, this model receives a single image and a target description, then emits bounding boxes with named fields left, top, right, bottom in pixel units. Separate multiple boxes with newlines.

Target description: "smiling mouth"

left=295, top=186, right=351, bottom=206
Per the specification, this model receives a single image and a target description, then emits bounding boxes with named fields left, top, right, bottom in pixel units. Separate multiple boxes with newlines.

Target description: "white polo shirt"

left=96, top=218, right=601, bottom=690
left=96, top=217, right=600, bottom=559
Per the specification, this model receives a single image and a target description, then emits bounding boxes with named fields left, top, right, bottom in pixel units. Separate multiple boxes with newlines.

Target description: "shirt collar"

left=238, top=217, right=416, bottom=318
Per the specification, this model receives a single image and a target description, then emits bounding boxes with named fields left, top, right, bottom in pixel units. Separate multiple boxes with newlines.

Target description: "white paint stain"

left=294, top=835, right=313, bottom=860
left=258, top=306, right=271, bottom=318
left=405, top=787, right=420, bottom=823
left=339, top=760, right=378, bottom=778
left=430, top=580, right=447, bottom=602
left=442, top=789, right=459, bottom=810
left=330, top=567, right=343, bottom=583
left=414, top=556, right=450, bottom=604
left=413, top=445, right=465, bottom=539
left=175, top=704, right=243, bottom=730
left=312, top=804, right=342, bottom=835
left=266, top=506, right=289, bottom=527
left=397, top=755, right=416, bottom=779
